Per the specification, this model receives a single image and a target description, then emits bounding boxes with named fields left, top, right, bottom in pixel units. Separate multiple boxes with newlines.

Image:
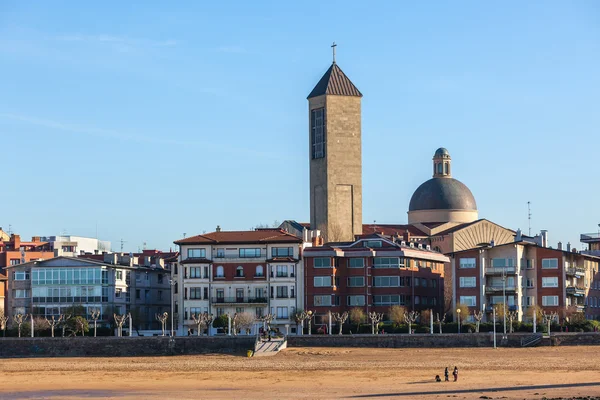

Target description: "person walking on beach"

left=452, top=366, right=458, bottom=382
left=444, top=367, right=449, bottom=382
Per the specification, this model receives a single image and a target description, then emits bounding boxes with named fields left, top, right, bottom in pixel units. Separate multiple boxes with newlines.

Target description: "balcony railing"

left=210, top=296, right=268, bottom=304
left=486, top=304, right=518, bottom=312
left=566, top=286, right=585, bottom=296
left=566, top=267, right=586, bottom=277
left=213, top=253, right=266, bottom=260
left=485, top=285, right=516, bottom=293
left=485, top=267, right=516, bottom=275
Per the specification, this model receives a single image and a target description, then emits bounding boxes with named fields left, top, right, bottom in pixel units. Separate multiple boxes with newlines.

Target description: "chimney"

left=94, top=249, right=99, bottom=255
left=12, top=234, right=21, bottom=249
left=403, top=231, right=411, bottom=243
left=216, top=225, right=221, bottom=232
left=541, top=230, right=548, bottom=248
left=32, top=236, right=40, bottom=243
left=515, top=229, right=522, bottom=242
left=80, top=250, right=85, bottom=255
left=567, top=242, right=571, bottom=252
left=557, top=241, right=562, bottom=251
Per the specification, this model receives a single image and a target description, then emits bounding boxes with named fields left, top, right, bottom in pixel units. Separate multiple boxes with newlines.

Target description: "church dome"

left=408, top=177, right=477, bottom=212
left=434, top=147, right=450, bottom=157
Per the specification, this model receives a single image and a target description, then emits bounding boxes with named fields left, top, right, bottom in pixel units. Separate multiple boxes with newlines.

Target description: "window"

left=13, top=289, right=29, bottom=298
left=255, top=265, right=264, bottom=277
left=10, top=259, right=21, bottom=266
left=272, top=247, right=293, bottom=257
left=216, top=248, right=225, bottom=258
left=158, top=290, right=163, bottom=300
left=459, top=277, right=476, bottom=288
left=347, top=276, right=365, bottom=287
left=421, top=278, right=427, bottom=287
left=373, top=276, right=399, bottom=287
left=314, top=276, right=331, bottom=287
left=190, top=267, right=201, bottom=278
left=187, top=248, right=206, bottom=259
left=526, top=278, right=535, bottom=288
left=13, top=271, right=29, bottom=280
left=314, top=295, right=332, bottom=306
left=236, top=266, right=244, bottom=277
left=459, top=258, right=476, bottom=269
left=526, top=259, right=533, bottom=269
left=314, top=258, right=332, bottom=268
left=216, top=266, right=224, bottom=278
left=373, top=295, right=401, bottom=306
left=459, top=296, right=476, bottom=307
left=542, top=277, right=558, bottom=288
left=492, top=258, right=514, bottom=268
left=349, top=258, right=364, bottom=268
left=239, top=248, right=261, bottom=258
left=276, top=265, right=288, bottom=277
left=526, top=296, right=535, bottom=306
left=542, top=296, right=559, bottom=306
left=414, top=278, right=420, bottom=287
left=158, top=274, right=163, bottom=284
left=115, top=288, right=122, bottom=298
left=276, top=286, right=288, bottom=298
left=347, top=295, right=365, bottom=306
left=432, top=279, right=437, bottom=288
left=135, top=289, right=140, bottom=299
left=415, top=296, right=420, bottom=305
left=116, top=271, right=123, bottom=280
left=276, top=306, right=288, bottom=319
left=311, top=108, right=325, bottom=159
left=542, top=258, right=559, bottom=269
left=189, top=288, right=202, bottom=299
left=373, top=257, right=402, bottom=268
left=364, top=240, right=382, bottom=248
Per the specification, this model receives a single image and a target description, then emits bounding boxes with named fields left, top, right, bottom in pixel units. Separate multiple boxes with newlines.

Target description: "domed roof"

left=434, top=147, right=450, bottom=157
left=409, top=177, right=477, bottom=212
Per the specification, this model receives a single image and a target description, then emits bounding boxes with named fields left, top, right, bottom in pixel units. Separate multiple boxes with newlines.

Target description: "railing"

left=566, top=286, right=585, bottom=296
left=210, top=296, right=268, bottom=304
left=213, top=254, right=266, bottom=260
left=485, top=267, right=516, bottom=275
left=521, top=333, right=542, bottom=347
left=485, top=285, right=516, bottom=293
left=566, top=267, right=586, bottom=276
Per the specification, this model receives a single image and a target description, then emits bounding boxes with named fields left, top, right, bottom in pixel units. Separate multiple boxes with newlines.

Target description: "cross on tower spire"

left=331, top=42, right=337, bottom=64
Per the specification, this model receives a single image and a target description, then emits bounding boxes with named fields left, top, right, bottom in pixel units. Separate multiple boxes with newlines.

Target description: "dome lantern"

left=433, top=147, right=451, bottom=178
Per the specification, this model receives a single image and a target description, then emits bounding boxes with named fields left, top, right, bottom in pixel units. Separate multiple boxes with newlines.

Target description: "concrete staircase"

left=252, top=337, right=287, bottom=357
left=521, top=333, right=543, bottom=347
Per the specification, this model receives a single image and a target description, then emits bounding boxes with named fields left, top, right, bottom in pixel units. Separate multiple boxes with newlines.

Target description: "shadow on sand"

left=350, top=381, right=600, bottom=398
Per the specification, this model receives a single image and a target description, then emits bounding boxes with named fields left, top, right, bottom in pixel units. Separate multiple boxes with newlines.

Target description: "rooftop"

left=174, top=229, right=303, bottom=245
left=307, top=63, right=362, bottom=99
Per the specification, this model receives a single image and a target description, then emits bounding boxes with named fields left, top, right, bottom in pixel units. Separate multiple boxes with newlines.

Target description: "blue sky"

left=1, top=1, right=598, bottom=252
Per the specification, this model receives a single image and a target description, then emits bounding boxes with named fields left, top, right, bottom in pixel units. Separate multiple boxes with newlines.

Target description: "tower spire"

left=331, top=42, right=337, bottom=64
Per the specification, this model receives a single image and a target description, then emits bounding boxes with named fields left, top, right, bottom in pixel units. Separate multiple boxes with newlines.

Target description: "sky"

left=1, top=1, right=599, bottom=252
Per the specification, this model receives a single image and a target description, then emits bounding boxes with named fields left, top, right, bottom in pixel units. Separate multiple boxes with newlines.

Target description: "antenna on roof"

left=183, top=233, right=186, bottom=239
left=8, top=224, right=12, bottom=235
left=120, top=238, right=127, bottom=252
left=527, top=201, right=532, bottom=236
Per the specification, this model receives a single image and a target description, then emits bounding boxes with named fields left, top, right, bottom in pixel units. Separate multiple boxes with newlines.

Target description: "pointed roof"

left=307, top=63, right=362, bottom=99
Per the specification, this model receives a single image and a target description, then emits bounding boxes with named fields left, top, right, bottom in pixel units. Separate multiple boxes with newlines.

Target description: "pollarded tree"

left=473, top=310, right=484, bottom=333
left=235, top=312, right=256, bottom=335
left=349, top=307, right=366, bottom=333
left=404, top=311, right=419, bottom=334
left=436, top=313, right=446, bottom=334
left=332, top=311, right=349, bottom=335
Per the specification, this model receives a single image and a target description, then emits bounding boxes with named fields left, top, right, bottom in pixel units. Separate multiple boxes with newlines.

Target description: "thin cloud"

left=0, top=112, right=284, bottom=160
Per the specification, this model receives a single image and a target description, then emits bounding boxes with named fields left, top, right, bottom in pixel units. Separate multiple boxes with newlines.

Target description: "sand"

left=1, top=346, right=599, bottom=399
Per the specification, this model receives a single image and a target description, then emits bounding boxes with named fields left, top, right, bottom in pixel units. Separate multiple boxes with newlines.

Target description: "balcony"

left=485, top=304, right=518, bottom=312
left=485, top=285, right=516, bottom=294
left=566, top=286, right=585, bottom=297
left=566, top=267, right=585, bottom=277
left=485, top=267, right=516, bottom=275
left=210, top=296, right=268, bottom=304
left=270, top=272, right=296, bottom=279
left=212, top=254, right=266, bottom=262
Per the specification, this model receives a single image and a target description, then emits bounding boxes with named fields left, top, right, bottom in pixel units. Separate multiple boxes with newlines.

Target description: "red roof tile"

left=174, top=229, right=303, bottom=245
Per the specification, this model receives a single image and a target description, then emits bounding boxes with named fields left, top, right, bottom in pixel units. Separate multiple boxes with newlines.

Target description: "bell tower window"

left=311, top=108, right=325, bottom=159
left=444, top=162, right=449, bottom=175
left=437, top=163, right=443, bottom=174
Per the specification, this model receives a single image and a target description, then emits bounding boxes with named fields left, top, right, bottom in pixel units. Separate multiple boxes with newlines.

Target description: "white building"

left=173, top=228, right=303, bottom=335
left=40, top=235, right=111, bottom=255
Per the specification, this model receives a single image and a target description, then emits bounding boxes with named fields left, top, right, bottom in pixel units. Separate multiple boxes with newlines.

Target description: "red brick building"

left=303, top=234, right=448, bottom=323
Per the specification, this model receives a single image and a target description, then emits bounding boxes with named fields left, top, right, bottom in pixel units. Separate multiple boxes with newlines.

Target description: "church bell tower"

left=308, top=44, right=363, bottom=242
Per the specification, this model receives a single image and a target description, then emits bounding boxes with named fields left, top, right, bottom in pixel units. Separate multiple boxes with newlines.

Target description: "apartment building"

left=303, top=233, right=449, bottom=324
left=5, top=255, right=171, bottom=329
left=173, top=228, right=303, bottom=335
left=451, top=233, right=600, bottom=322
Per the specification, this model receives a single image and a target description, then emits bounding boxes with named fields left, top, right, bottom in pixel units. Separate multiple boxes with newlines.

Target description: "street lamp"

left=456, top=308, right=461, bottom=334
left=502, top=269, right=507, bottom=337
left=492, top=307, right=497, bottom=349
left=169, top=279, right=176, bottom=337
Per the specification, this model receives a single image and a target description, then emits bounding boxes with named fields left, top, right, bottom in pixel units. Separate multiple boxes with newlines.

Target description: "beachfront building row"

left=451, top=234, right=600, bottom=322
left=303, top=233, right=449, bottom=326
left=5, top=254, right=172, bottom=330
left=172, top=228, right=305, bottom=335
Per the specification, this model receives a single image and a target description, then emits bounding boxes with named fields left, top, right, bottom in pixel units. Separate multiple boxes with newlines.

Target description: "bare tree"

left=295, top=311, right=312, bottom=335
left=0, top=311, right=9, bottom=337
left=473, top=310, right=484, bottom=333
left=368, top=312, right=383, bottom=335
left=235, top=312, right=255, bottom=335
left=349, top=307, right=366, bottom=333
left=389, top=305, right=407, bottom=329
left=60, top=314, right=72, bottom=337
left=543, top=311, right=558, bottom=334
left=436, top=313, right=446, bottom=334
left=74, top=316, right=88, bottom=336
left=404, top=311, right=419, bottom=334
left=114, top=314, right=127, bottom=337
left=45, top=315, right=63, bottom=338
left=201, top=313, right=214, bottom=336
left=90, top=309, right=101, bottom=337
left=13, top=313, right=29, bottom=338
left=156, top=312, right=169, bottom=336
left=332, top=311, right=349, bottom=335
left=507, top=311, right=518, bottom=333
left=257, top=314, right=276, bottom=334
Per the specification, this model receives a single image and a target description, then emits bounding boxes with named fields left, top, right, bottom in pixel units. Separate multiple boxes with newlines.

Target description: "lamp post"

left=456, top=308, right=461, bottom=334
left=169, top=279, right=176, bottom=337
left=493, top=307, right=497, bottom=349
left=502, top=268, right=507, bottom=337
